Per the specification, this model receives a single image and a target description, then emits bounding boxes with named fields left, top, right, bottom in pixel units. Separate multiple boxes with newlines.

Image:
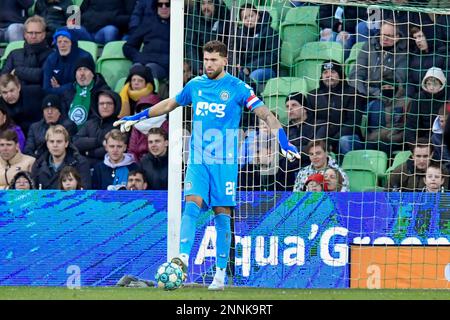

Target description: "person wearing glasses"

left=123, top=0, right=170, bottom=85
left=1, top=15, right=53, bottom=87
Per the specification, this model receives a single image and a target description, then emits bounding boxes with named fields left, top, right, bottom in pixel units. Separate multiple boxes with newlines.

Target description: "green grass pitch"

left=1, top=286, right=449, bottom=300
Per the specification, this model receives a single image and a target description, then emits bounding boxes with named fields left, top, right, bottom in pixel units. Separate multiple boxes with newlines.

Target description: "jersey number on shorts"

left=225, top=182, right=235, bottom=195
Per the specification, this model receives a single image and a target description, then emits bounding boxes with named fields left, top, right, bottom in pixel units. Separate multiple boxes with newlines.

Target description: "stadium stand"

left=96, top=40, right=132, bottom=89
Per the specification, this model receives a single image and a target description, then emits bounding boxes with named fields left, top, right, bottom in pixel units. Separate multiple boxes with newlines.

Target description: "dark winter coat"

left=139, top=152, right=168, bottom=190
left=230, top=12, right=279, bottom=74
left=0, top=0, right=34, bottom=28
left=31, top=144, right=91, bottom=189
left=0, top=84, right=44, bottom=135
left=72, top=89, right=121, bottom=167
left=123, top=10, right=170, bottom=71
left=24, top=116, right=77, bottom=157
left=80, top=0, right=133, bottom=33
left=184, top=0, right=230, bottom=75
left=42, top=28, right=91, bottom=95
left=129, top=0, right=155, bottom=34
left=35, top=0, right=73, bottom=37
left=1, top=41, right=53, bottom=86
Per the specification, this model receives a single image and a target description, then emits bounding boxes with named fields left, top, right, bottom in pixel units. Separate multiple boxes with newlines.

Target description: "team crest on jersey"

left=220, top=90, right=230, bottom=102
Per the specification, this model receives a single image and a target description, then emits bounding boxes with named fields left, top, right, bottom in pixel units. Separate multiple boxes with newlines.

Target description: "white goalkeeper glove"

left=113, top=109, right=150, bottom=133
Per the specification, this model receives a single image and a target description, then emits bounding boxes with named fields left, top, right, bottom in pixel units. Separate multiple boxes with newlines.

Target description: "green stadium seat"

left=72, top=0, right=84, bottom=6
left=261, top=76, right=308, bottom=126
left=293, top=41, right=344, bottom=91
left=114, top=77, right=126, bottom=93
left=0, top=40, right=25, bottom=69
left=78, top=40, right=98, bottom=62
left=223, top=0, right=260, bottom=10
left=257, top=6, right=280, bottom=31
left=280, top=41, right=301, bottom=70
left=279, top=6, right=320, bottom=49
left=344, top=41, right=365, bottom=77
left=96, top=41, right=132, bottom=89
left=28, top=0, right=37, bottom=16
left=386, top=151, right=412, bottom=174
left=342, top=150, right=388, bottom=189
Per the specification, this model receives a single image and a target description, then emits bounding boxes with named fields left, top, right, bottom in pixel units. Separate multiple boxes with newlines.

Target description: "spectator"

left=35, top=0, right=73, bottom=36
left=348, top=19, right=408, bottom=100
left=323, top=167, right=344, bottom=192
left=118, top=64, right=158, bottom=117
left=293, top=140, right=349, bottom=192
left=185, top=0, right=230, bottom=76
left=0, top=0, right=34, bottom=43
left=128, top=0, right=156, bottom=35
left=31, top=125, right=91, bottom=189
left=365, top=78, right=410, bottom=157
left=183, top=61, right=194, bottom=86
left=386, top=137, right=433, bottom=192
left=304, top=173, right=327, bottom=192
left=230, top=4, right=278, bottom=94
left=139, top=127, right=168, bottom=190
left=9, top=170, right=36, bottom=190
left=72, top=89, right=121, bottom=167
left=62, top=56, right=109, bottom=128
left=42, top=27, right=91, bottom=95
left=0, top=104, right=26, bottom=151
left=79, top=0, right=135, bottom=44
left=1, top=15, right=53, bottom=87
left=24, top=94, right=77, bottom=157
left=422, top=161, right=446, bottom=193
left=407, top=26, right=447, bottom=97
left=123, top=0, right=170, bottom=81
left=0, top=129, right=35, bottom=189
left=0, top=73, right=44, bottom=135
left=283, top=92, right=314, bottom=165
left=92, top=129, right=139, bottom=190
left=306, top=60, right=364, bottom=156
left=431, top=103, right=450, bottom=166
left=58, top=165, right=83, bottom=190
left=126, top=169, right=148, bottom=190
left=405, top=67, right=448, bottom=145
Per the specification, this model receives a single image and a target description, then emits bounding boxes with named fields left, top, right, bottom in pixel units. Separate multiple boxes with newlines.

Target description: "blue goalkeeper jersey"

left=175, top=72, right=264, bottom=164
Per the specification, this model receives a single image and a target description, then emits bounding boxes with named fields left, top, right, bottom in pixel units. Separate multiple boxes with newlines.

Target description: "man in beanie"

left=24, top=94, right=77, bottom=157
left=61, top=56, right=109, bottom=128
left=305, top=60, right=363, bottom=158
left=42, top=27, right=92, bottom=95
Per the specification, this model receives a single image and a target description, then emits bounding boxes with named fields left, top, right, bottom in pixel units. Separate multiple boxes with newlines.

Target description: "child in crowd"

left=304, top=173, right=327, bottom=192
left=323, top=167, right=344, bottom=192
left=9, top=171, right=36, bottom=190
left=58, top=166, right=83, bottom=190
left=423, top=162, right=446, bottom=193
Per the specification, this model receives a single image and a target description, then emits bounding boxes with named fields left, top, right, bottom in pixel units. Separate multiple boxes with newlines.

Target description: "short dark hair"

left=128, top=169, right=148, bottom=183
left=58, top=166, right=83, bottom=190
left=0, top=129, right=18, bottom=143
left=411, top=137, right=433, bottom=155
left=305, top=139, right=327, bottom=154
left=427, top=160, right=448, bottom=176
left=203, top=40, right=227, bottom=58
left=148, top=127, right=168, bottom=140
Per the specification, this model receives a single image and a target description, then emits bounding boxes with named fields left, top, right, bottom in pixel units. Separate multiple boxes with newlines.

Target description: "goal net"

left=179, top=0, right=450, bottom=288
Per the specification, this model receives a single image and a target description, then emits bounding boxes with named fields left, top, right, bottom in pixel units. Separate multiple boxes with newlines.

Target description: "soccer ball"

left=155, top=262, right=184, bottom=290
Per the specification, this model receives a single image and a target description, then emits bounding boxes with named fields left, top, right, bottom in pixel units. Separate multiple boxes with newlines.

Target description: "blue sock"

left=179, top=201, right=201, bottom=256
left=214, top=214, right=231, bottom=270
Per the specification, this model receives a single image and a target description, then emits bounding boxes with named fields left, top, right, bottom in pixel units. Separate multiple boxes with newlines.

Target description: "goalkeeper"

left=114, top=40, right=300, bottom=290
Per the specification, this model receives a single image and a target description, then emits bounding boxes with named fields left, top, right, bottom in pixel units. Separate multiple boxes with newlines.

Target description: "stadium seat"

left=114, top=77, right=126, bottom=93
left=0, top=40, right=24, bottom=69
left=223, top=0, right=260, bottom=10
left=78, top=40, right=98, bottom=62
left=386, top=151, right=412, bottom=174
left=261, top=76, right=308, bottom=126
left=257, top=6, right=280, bottom=32
left=280, top=41, right=302, bottom=71
left=342, top=149, right=388, bottom=189
left=293, top=41, right=344, bottom=91
left=96, top=41, right=132, bottom=89
left=279, top=6, right=320, bottom=49
left=344, top=41, right=365, bottom=77
left=344, top=169, right=379, bottom=192
left=72, top=0, right=84, bottom=5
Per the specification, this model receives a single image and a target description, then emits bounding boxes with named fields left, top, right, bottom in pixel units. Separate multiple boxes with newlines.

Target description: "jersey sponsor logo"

left=195, top=101, right=226, bottom=118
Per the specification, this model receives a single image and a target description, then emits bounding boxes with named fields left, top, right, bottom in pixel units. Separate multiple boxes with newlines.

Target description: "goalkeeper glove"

left=113, top=109, right=150, bottom=133
left=278, top=128, right=300, bottom=162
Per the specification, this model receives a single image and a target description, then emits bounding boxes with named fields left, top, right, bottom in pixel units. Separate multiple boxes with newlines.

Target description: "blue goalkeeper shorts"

left=184, top=163, right=238, bottom=208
